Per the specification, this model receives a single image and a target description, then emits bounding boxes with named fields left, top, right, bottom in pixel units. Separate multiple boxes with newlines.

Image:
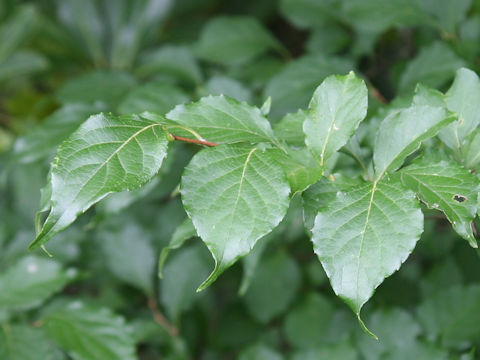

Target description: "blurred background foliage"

left=1, top=0, right=480, bottom=359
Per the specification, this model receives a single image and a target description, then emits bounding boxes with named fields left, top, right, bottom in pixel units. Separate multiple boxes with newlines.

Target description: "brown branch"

left=147, top=297, right=179, bottom=337
left=171, top=134, right=218, bottom=147
left=370, top=86, right=389, bottom=105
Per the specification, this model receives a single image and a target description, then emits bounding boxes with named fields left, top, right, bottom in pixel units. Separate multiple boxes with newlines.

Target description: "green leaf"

left=420, top=0, right=472, bottom=35
left=264, top=54, right=354, bottom=117
left=373, top=105, right=455, bottom=179
left=283, top=293, right=334, bottom=348
left=30, top=113, right=169, bottom=249
left=204, top=76, right=253, bottom=103
left=44, top=302, right=136, bottom=360
left=398, top=42, right=465, bottom=93
left=164, top=95, right=282, bottom=146
left=273, top=110, right=307, bottom=148
left=0, top=5, right=36, bottom=62
left=0, top=256, right=76, bottom=312
left=461, top=129, right=480, bottom=169
left=303, top=72, right=368, bottom=168
left=98, top=216, right=156, bottom=295
left=239, top=234, right=270, bottom=296
left=243, top=250, right=301, bottom=323
left=238, top=343, right=283, bottom=360
left=160, top=243, right=211, bottom=322
left=0, top=51, right=48, bottom=83
left=136, top=45, right=202, bottom=85
left=439, top=68, right=480, bottom=150
left=311, top=178, right=423, bottom=315
left=400, top=159, right=479, bottom=247
left=117, top=82, right=189, bottom=115
left=279, top=0, right=340, bottom=28
left=276, top=148, right=323, bottom=193
left=14, top=104, right=103, bottom=163
left=56, top=70, right=136, bottom=107
left=0, top=324, right=64, bottom=360
left=418, top=285, right=480, bottom=346
left=158, top=217, right=196, bottom=278
left=194, top=16, right=282, bottom=66
left=302, top=174, right=361, bottom=231
left=181, top=144, right=290, bottom=289
left=357, top=308, right=421, bottom=360
left=290, top=341, right=358, bottom=360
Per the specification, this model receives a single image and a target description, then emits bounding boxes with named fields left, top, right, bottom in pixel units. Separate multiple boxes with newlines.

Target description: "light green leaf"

left=264, top=54, right=354, bottom=117
left=461, top=129, right=480, bottom=169
left=373, top=105, right=455, bottom=179
left=418, top=285, right=480, bottom=346
left=44, top=303, right=136, bottom=360
left=311, top=178, right=423, bottom=315
left=56, top=70, right=136, bottom=107
left=164, top=95, right=282, bottom=147
left=117, top=82, right=188, bottom=115
left=30, top=113, right=169, bottom=249
left=14, top=104, right=103, bottom=163
left=0, top=324, right=64, bottom=360
left=303, top=72, right=368, bottom=168
left=195, top=16, right=282, bottom=66
left=181, top=144, right=290, bottom=290
left=0, top=256, right=76, bottom=312
left=439, top=68, right=480, bottom=150
left=398, top=42, right=465, bottom=93
left=243, top=250, right=301, bottom=323
left=400, top=159, right=478, bottom=247
left=273, top=110, right=307, bottom=147
left=136, top=45, right=202, bottom=85
left=160, top=243, right=211, bottom=322
left=158, top=217, right=196, bottom=278
left=98, top=216, right=156, bottom=295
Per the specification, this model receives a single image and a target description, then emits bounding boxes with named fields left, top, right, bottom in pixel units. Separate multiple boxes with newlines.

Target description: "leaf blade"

left=181, top=144, right=290, bottom=290
left=30, top=113, right=169, bottom=249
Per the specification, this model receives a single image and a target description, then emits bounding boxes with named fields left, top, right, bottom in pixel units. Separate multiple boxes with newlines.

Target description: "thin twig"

left=147, top=297, right=179, bottom=337
left=171, top=134, right=218, bottom=147
left=369, top=86, right=388, bottom=104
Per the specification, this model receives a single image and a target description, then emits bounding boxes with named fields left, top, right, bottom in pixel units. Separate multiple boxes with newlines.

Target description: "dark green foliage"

left=2, top=0, right=480, bottom=358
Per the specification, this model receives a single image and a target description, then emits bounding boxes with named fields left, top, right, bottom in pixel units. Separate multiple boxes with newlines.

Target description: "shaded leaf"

left=195, top=16, right=282, bottom=66
left=398, top=42, right=465, bottom=93
left=117, top=82, right=189, bottom=115
left=44, top=302, right=136, bottom=360
left=160, top=243, right=211, bottom=322
left=273, top=110, right=307, bottom=147
left=0, top=324, right=64, bottom=360
left=158, top=217, right=196, bottom=278
left=244, top=250, right=301, bottom=323
left=264, top=54, right=354, bottom=117
left=0, top=256, right=76, bottom=312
